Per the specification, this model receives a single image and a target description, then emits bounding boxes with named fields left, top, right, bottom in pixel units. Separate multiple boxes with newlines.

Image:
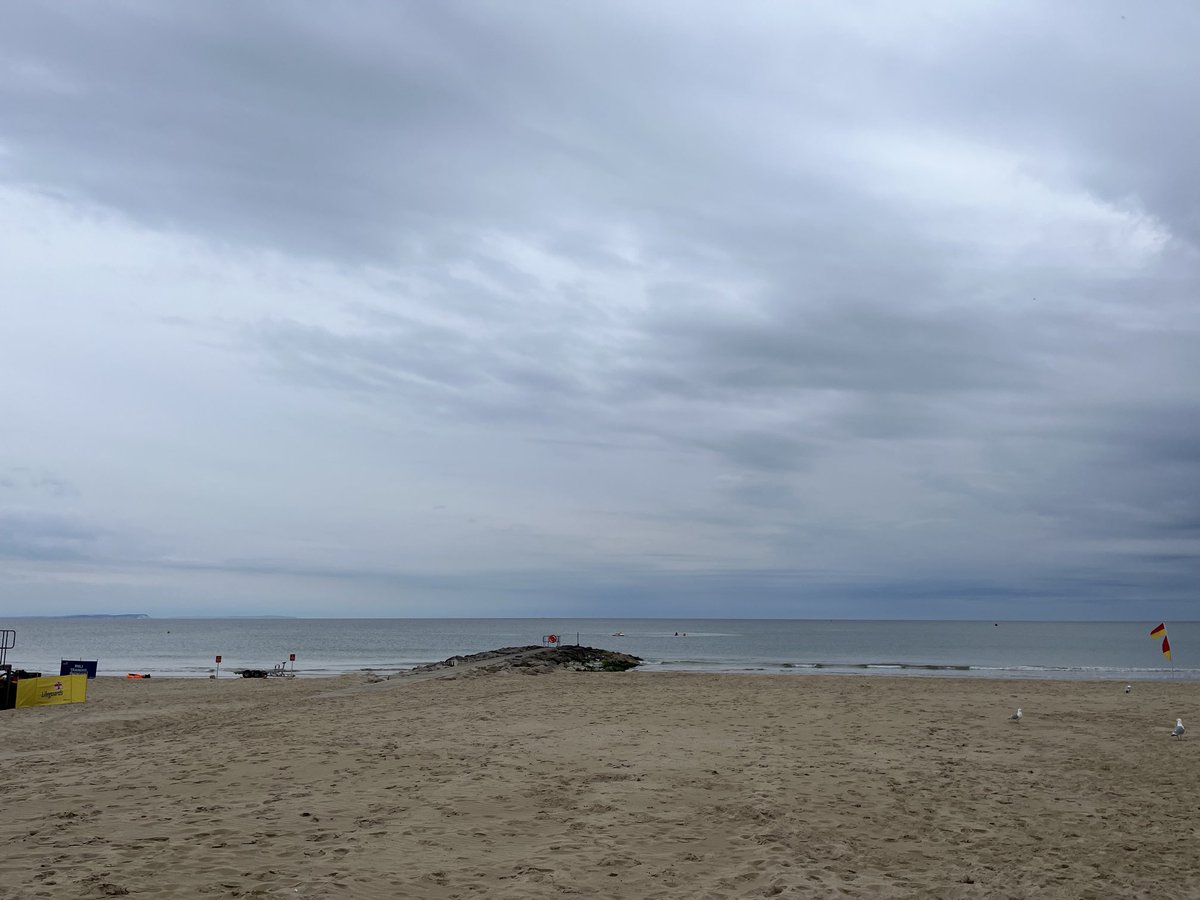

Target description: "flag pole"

left=1150, top=623, right=1174, bottom=681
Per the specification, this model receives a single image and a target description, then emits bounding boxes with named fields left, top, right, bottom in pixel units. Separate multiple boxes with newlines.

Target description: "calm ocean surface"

left=1, top=618, right=1194, bottom=681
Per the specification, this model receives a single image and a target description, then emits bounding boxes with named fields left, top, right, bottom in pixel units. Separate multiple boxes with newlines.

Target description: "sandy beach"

left=2, top=668, right=1197, bottom=899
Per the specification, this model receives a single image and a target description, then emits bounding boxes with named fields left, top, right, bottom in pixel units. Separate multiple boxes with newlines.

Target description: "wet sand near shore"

left=2, top=671, right=1196, bottom=899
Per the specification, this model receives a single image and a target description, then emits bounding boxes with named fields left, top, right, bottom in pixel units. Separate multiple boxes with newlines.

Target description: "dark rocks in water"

left=405, top=645, right=641, bottom=677
left=534, top=644, right=641, bottom=672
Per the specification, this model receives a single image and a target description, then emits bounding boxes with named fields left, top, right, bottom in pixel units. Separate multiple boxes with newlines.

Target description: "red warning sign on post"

left=289, top=653, right=296, bottom=662
left=215, top=655, right=222, bottom=663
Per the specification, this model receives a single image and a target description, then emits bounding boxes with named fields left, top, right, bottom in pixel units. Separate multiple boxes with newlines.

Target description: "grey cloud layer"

left=1, top=1, right=1197, bottom=615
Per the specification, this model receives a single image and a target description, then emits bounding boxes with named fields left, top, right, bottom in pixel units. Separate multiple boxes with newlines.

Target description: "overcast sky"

left=2, top=1, right=1197, bottom=619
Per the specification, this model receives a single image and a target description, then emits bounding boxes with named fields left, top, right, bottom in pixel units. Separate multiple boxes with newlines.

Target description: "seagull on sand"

left=1125, top=684, right=1132, bottom=693
left=1010, top=708, right=1022, bottom=722
left=1172, top=718, right=1185, bottom=739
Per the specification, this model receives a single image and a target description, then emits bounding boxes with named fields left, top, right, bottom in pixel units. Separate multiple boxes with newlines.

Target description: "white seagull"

left=1172, top=718, right=1185, bottom=739
left=1009, top=707, right=1022, bottom=722
left=1124, top=684, right=1132, bottom=694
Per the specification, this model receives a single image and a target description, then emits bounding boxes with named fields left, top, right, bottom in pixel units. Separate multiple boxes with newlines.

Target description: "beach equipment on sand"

left=239, top=668, right=290, bottom=678
left=1125, top=684, right=1132, bottom=693
left=13, top=673, right=88, bottom=708
left=0, top=630, right=17, bottom=710
left=1172, top=718, right=1185, bottom=739
left=0, top=629, right=15, bottom=669
left=1009, top=708, right=1022, bottom=722
left=271, top=660, right=295, bottom=677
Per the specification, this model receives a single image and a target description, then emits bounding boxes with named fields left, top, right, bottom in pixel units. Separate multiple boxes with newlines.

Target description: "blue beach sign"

left=59, top=659, right=99, bottom=679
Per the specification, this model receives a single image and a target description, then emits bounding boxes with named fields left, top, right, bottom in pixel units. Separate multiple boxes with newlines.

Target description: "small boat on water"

left=611, top=631, right=625, bottom=637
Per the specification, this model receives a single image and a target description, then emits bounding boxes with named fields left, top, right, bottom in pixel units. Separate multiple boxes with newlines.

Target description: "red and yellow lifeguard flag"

left=1150, top=624, right=1172, bottom=660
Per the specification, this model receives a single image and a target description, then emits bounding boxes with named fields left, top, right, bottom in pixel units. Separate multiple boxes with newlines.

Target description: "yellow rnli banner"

left=15, top=674, right=88, bottom=708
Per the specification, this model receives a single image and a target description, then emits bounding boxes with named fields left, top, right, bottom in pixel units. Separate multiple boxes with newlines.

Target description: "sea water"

left=1, top=618, right=1194, bottom=681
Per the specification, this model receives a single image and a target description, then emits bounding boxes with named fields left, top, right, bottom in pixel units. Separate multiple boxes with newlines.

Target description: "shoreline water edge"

left=2, top=618, right=1196, bottom=682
